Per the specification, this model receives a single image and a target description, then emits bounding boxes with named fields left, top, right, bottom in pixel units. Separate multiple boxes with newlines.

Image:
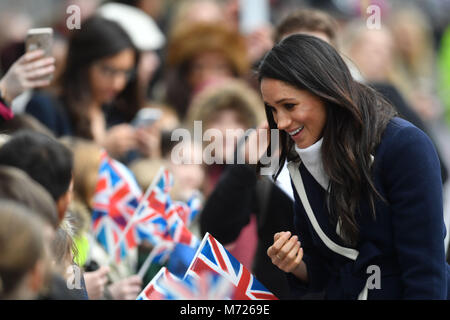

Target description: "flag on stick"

left=184, top=233, right=278, bottom=300
left=92, top=151, right=142, bottom=262
left=137, top=267, right=233, bottom=300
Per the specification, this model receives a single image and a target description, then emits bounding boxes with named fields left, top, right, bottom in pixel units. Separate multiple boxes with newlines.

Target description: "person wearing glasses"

left=25, top=16, right=150, bottom=160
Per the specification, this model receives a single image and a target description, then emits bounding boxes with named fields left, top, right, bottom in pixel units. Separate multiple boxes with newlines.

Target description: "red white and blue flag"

left=133, top=167, right=200, bottom=249
left=128, top=167, right=200, bottom=267
left=168, top=191, right=202, bottom=227
left=184, top=233, right=278, bottom=300
left=132, top=167, right=174, bottom=246
left=137, top=267, right=233, bottom=300
left=164, top=194, right=200, bottom=248
left=92, top=151, right=142, bottom=262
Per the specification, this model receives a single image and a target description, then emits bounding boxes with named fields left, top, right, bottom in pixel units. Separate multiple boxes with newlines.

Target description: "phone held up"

left=25, top=27, right=54, bottom=80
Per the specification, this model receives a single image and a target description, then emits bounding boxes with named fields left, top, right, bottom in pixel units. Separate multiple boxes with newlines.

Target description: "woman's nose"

left=275, top=112, right=292, bottom=130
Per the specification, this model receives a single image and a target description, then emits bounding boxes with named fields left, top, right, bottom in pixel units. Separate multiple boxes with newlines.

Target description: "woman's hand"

left=84, top=266, right=110, bottom=300
left=267, top=231, right=303, bottom=273
left=107, top=275, right=143, bottom=300
left=102, top=124, right=138, bottom=158
left=135, top=124, right=161, bottom=158
left=0, top=50, right=55, bottom=104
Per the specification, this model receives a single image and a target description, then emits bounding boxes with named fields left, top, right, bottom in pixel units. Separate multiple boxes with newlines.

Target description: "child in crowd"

left=0, top=200, right=48, bottom=300
left=62, top=137, right=142, bottom=300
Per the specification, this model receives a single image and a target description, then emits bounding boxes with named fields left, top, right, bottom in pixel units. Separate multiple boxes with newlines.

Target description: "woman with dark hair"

left=261, top=34, right=449, bottom=299
left=26, top=16, right=149, bottom=159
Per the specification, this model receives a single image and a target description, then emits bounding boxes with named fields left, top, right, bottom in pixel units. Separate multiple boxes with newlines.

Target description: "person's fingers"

left=277, top=235, right=298, bottom=261
left=119, top=136, right=138, bottom=150
left=100, top=265, right=111, bottom=273
left=108, top=126, right=137, bottom=149
left=124, top=291, right=140, bottom=300
left=29, top=79, right=52, bottom=87
left=127, top=285, right=143, bottom=295
left=22, top=78, right=52, bottom=90
left=267, top=231, right=291, bottom=259
left=135, top=130, right=152, bottom=143
left=278, top=240, right=300, bottom=270
left=97, top=266, right=110, bottom=277
left=20, top=50, right=46, bottom=64
left=127, top=275, right=143, bottom=286
left=272, top=231, right=291, bottom=252
left=22, top=57, right=55, bottom=72
left=26, top=65, right=55, bottom=80
left=284, top=247, right=304, bottom=273
left=99, top=276, right=109, bottom=287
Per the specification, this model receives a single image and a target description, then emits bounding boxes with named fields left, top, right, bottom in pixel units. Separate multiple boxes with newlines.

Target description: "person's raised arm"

left=0, top=50, right=55, bottom=106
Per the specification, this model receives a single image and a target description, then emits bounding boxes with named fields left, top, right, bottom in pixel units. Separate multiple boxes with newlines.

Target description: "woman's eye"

left=284, top=103, right=295, bottom=110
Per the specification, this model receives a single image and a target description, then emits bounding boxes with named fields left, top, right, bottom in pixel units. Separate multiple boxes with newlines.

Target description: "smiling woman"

left=258, top=34, right=450, bottom=300
left=261, top=79, right=327, bottom=149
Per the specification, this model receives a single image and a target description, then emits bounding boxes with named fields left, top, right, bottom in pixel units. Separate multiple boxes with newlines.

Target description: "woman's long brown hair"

left=257, top=35, right=397, bottom=245
left=60, top=17, right=142, bottom=139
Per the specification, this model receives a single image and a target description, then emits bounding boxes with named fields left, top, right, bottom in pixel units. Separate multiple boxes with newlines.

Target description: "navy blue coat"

left=25, top=91, right=73, bottom=137
left=288, top=117, right=450, bottom=299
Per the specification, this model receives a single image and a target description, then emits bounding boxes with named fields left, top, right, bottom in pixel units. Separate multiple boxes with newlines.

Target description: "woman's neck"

left=88, top=102, right=106, bottom=145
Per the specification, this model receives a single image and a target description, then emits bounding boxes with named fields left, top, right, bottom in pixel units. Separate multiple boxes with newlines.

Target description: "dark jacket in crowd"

left=25, top=91, right=73, bottom=137
left=25, top=91, right=131, bottom=137
left=200, top=164, right=295, bottom=299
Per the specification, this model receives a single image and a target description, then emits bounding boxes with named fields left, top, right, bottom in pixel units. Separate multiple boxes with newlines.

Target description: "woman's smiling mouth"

left=288, top=126, right=304, bottom=137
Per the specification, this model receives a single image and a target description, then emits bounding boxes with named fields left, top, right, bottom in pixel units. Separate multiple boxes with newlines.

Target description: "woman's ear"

left=28, top=260, right=45, bottom=294
left=56, top=178, right=74, bottom=222
left=56, top=192, right=71, bottom=222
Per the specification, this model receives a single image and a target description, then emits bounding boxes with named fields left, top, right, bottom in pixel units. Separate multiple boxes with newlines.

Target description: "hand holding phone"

left=25, top=28, right=54, bottom=81
left=0, top=29, right=55, bottom=104
left=26, top=28, right=53, bottom=55
left=131, top=108, right=162, bottom=128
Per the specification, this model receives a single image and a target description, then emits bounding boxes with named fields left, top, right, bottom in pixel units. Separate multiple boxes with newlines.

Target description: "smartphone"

left=25, top=28, right=53, bottom=80
left=26, top=28, right=53, bottom=56
left=132, top=108, right=162, bottom=128
left=239, top=0, right=270, bottom=35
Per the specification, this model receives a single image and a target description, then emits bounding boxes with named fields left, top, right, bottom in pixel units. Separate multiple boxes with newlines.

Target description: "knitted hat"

left=167, top=22, right=249, bottom=76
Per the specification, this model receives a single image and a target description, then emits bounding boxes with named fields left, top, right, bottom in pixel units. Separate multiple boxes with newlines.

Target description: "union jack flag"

left=125, top=167, right=199, bottom=269
left=92, top=151, right=142, bottom=262
left=168, top=191, right=202, bottom=227
left=184, top=233, right=278, bottom=300
left=132, top=167, right=199, bottom=249
left=137, top=267, right=233, bottom=300
left=164, top=194, right=200, bottom=248
left=131, top=167, right=174, bottom=246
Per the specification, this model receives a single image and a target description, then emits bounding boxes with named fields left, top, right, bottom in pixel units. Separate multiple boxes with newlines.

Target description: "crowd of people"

left=1, top=0, right=450, bottom=300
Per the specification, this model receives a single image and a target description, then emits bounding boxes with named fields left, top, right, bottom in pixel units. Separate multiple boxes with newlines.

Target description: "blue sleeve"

left=382, top=125, right=447, bottom=299
left=288, top=195, right=330, bottom=297
left=25, top=93, right=72, bottom=137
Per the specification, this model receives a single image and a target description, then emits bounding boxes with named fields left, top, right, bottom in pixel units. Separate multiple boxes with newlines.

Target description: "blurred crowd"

left=1, top=0, right=450, bottom=300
